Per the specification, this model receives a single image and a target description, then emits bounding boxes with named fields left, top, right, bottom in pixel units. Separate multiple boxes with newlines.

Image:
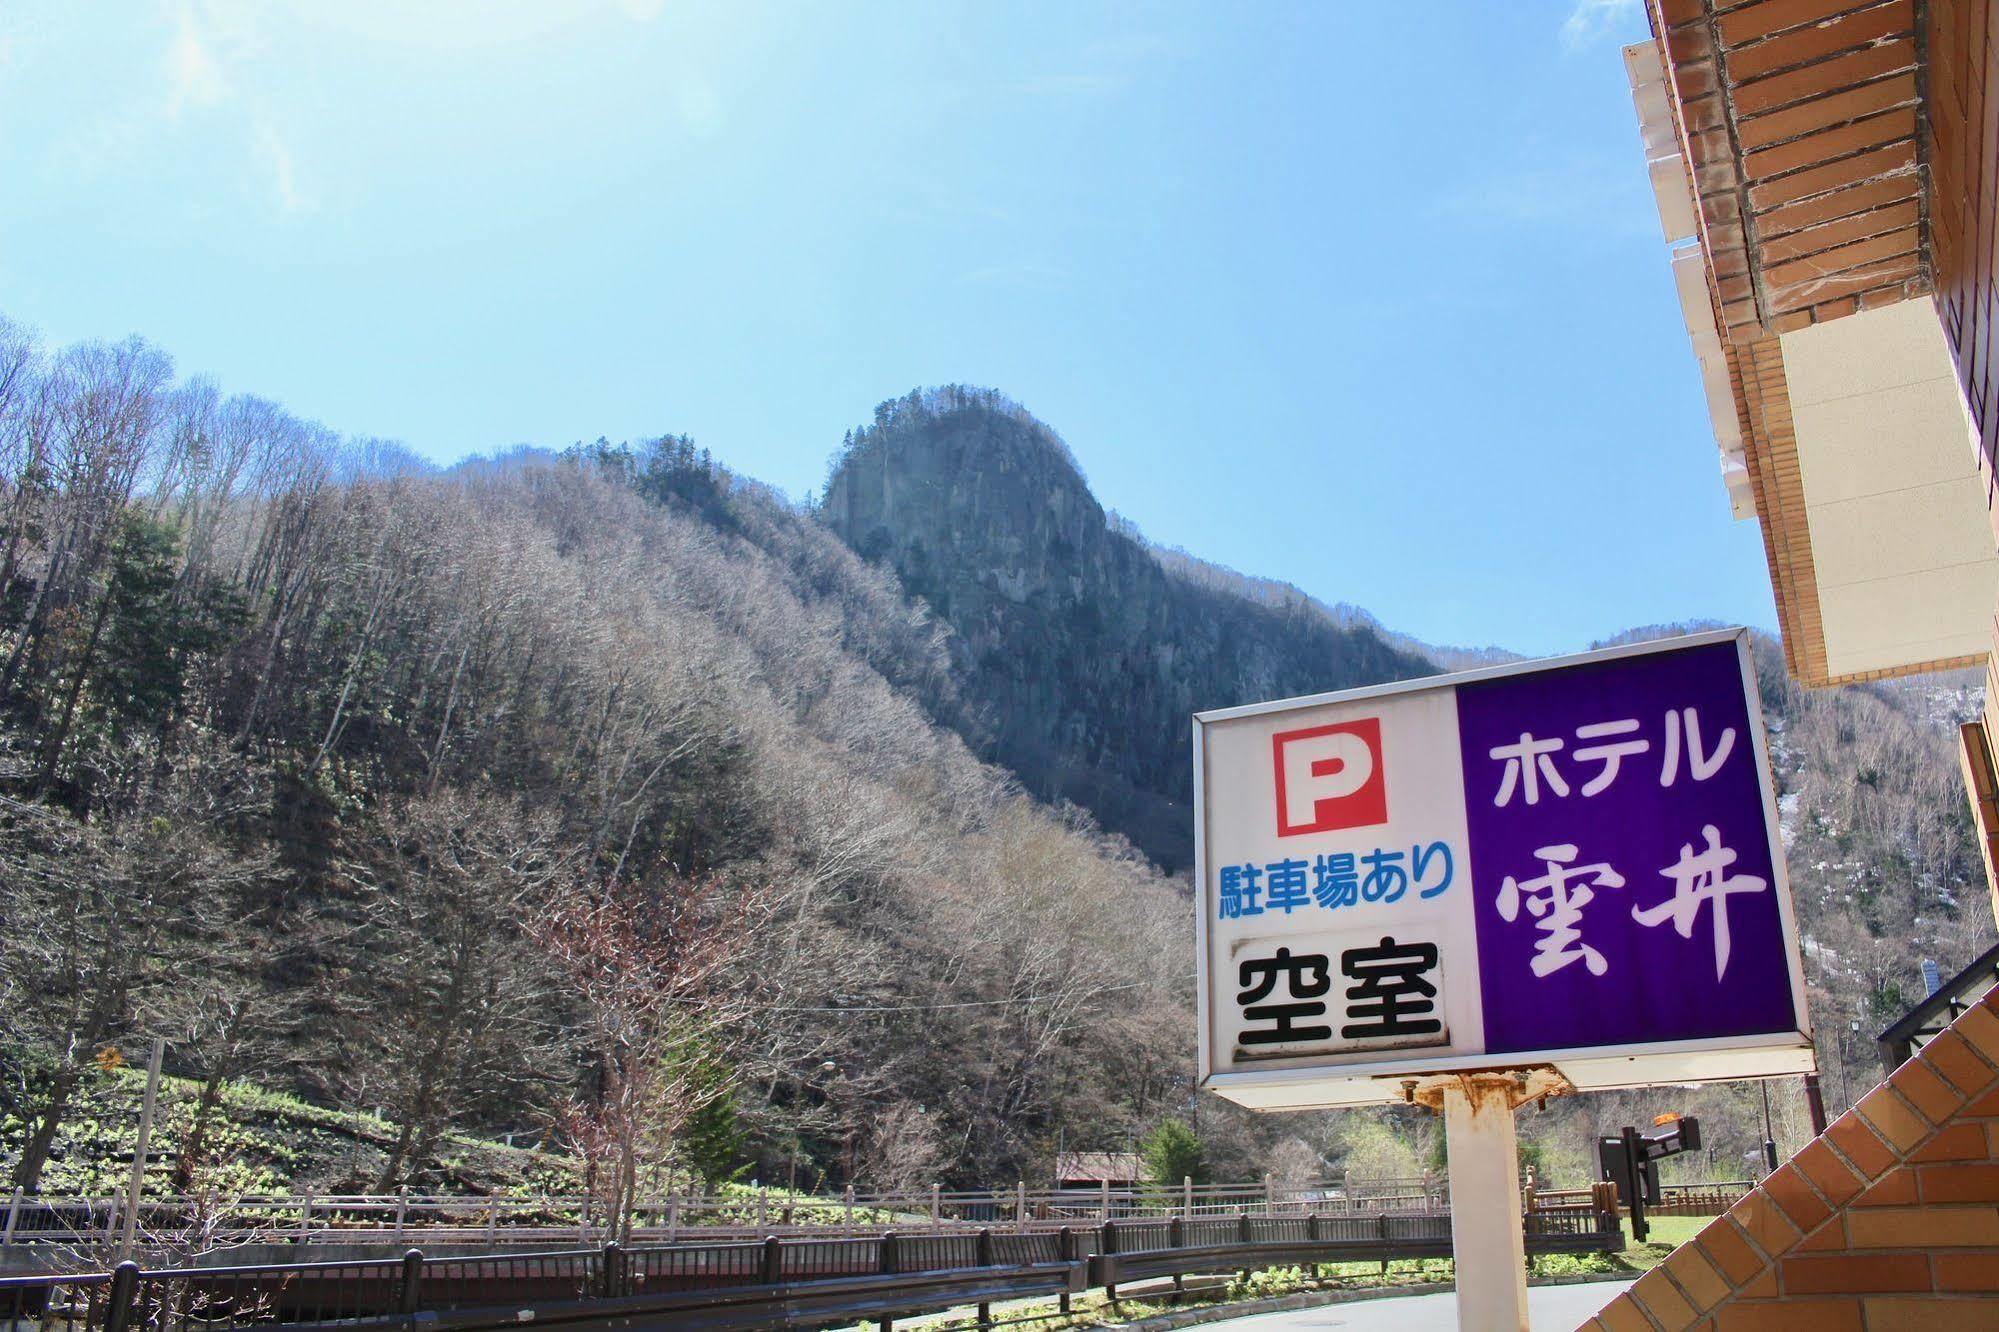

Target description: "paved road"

left=1190, top=1280, right=1633, bottom=1331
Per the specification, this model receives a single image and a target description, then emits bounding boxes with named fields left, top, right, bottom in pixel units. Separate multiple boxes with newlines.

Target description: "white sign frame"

left=1193, top=627, right=1815, bottom=1110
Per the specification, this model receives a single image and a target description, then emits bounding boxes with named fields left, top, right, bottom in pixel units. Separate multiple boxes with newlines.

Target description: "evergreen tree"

left=680, top=1084, right=748, bottom=1192
left=1141, top=1117, right=1206, bottom=1187
left=93, top=513, right=243, bottom=738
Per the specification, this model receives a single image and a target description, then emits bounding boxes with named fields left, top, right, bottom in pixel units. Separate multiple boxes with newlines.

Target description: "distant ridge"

left=1139, top=541, right=1519, bottom=675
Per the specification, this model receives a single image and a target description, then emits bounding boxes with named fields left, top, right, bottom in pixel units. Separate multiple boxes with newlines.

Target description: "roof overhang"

left=1626, top=1, right=1995, bottom=685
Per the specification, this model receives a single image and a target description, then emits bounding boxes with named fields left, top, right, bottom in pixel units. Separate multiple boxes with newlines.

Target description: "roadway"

left=1188, top=1279, right=1632, bottom=1331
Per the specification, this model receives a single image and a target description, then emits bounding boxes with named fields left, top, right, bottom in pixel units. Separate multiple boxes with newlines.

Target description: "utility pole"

left=1839, top=1019, right=1859, bottom=1112
left=118, top=1038, right=165, bottom=1262
left=1619, top=1126, right=1649, bottom=1244
left=1758, top=1080, right=1779, bottom=1174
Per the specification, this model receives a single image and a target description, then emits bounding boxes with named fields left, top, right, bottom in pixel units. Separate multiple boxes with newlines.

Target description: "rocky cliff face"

left=821, top=387, right=1435, bottom=871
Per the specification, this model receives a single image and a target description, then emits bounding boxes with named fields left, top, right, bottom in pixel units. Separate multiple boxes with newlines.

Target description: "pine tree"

left=680, top=1083, right=748, bottom=1192
left=1141, top=1117, right=1206, bottom=1187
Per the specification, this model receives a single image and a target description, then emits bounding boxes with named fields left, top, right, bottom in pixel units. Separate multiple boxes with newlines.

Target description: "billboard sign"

left=1195, top=629, right=1814, bottom=1110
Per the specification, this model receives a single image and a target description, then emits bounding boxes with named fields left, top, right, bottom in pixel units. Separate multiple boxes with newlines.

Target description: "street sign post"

left=1192, top=629, right=1813, bottom=1330
left=1598, top=1115, right=1701, bottom=1242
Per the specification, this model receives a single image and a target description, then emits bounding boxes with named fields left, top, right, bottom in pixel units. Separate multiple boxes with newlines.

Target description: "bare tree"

left=534, top=873, right=764, bottom=1242
left=0, top=746, right=268, bottom=1192
left=1266, top=1137, right=1322, bottom=1187
left=862, top=1105, right=945, bottom=1196
left=337, top=790, right=571, bottom=1189
left=2, top=337, right=173, bottom=711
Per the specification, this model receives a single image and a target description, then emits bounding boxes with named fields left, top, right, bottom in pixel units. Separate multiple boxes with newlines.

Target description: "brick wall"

left=1582, top=987, right=1999, bottom=1329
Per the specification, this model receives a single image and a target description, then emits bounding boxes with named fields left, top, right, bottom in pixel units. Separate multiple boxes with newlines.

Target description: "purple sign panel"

left=1457, top=640, right=1795, bottom=1054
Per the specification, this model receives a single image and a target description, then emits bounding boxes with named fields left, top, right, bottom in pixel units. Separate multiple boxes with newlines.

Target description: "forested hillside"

left=814, top=389, right=1995, bottom=1180
left=1, top=322, right=1991, bottom=1202
left=0, top=322, right=1189, bottom=1200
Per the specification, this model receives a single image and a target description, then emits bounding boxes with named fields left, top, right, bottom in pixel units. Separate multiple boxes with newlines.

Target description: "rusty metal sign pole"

left=1415, top=1070, right=1563, bottom=1332
left=1441, top=1076, right=1528, bottom=1332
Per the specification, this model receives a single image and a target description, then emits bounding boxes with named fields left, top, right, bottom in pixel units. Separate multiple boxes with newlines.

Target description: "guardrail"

left=1878, top=939, right=1999, bottom=1072
left=0, top=1206, right=1621, bottom=1332
left=1526, top=1181, right=1749, bottom=1218
left=0, top=1178, right=1467, bottom=1250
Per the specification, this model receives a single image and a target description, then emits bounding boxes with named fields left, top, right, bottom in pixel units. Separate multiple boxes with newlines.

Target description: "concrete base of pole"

left=1440, top=1073, right=1533, bottom=1332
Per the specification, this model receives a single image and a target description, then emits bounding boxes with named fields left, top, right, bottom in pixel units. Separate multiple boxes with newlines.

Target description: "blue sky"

left=0, top=0, right=1775, bottom=656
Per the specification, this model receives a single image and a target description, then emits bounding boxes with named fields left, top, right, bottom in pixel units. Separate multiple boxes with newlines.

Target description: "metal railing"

left=0, top=1205, right=1622, bottom=1332
left=0, top=1178, right=1464, bottom=1250
left=1878, top=939, right=1999, bottom=1072
left=1526, top=1181, right=1749, bottom=1218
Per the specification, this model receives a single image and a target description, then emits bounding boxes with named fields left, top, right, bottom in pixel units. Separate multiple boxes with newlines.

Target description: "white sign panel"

left=1194, top=629, right=1814, bottom=1110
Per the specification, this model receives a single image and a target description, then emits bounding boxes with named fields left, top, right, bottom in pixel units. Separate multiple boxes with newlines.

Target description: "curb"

left=1100, top=1270, right=1635, bottom=1330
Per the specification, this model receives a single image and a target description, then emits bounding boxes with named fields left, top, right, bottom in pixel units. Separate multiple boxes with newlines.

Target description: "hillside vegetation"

left=1, top=320, right=1990, bottom=1202
left=1, top=1063, right=570, bottom=1198
left=812, top=389, right=1995, bottom=1179
left=0, top=323, right=1187, bottom=1201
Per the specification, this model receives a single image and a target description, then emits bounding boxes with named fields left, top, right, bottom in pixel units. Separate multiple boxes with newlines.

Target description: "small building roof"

left=1054, top=1151, right=1143, bottom=1183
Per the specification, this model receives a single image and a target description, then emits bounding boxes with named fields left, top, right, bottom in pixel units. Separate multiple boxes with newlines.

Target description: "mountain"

left=0, top=317, right=1991, bottom=1201
left=0, top=334, right=1189, bottom=1196
left=820, top=387, right=1435, bottom=870
left=814, top=387, right=1994, bottom=1172
left=815, top=386, right=1992, bottom=1002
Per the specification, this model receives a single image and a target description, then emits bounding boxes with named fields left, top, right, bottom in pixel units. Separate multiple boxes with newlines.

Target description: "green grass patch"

left=1615, top=1214, right=1709, bottom=1271
left=0, top=1064, right=578, bottom=1197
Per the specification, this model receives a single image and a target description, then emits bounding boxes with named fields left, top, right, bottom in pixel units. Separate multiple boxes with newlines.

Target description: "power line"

left=736, top=979, right=1157, bottom=1015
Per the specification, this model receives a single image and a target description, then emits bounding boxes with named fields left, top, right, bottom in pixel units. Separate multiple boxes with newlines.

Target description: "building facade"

left=1627, top=0, right=1999, bottom=914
